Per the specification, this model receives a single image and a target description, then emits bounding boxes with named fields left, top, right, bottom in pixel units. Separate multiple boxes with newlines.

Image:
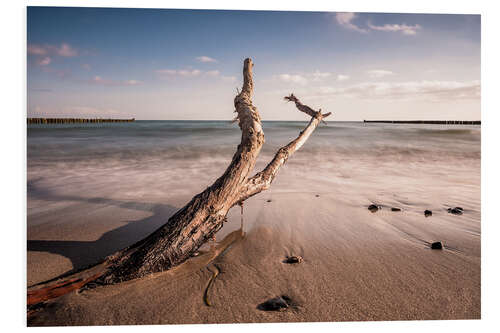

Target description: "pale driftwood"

left=28, top=58, right=330, bottom=301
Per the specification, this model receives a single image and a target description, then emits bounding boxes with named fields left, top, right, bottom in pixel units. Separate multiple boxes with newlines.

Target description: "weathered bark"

left=28, top=58, right=330, bottom=294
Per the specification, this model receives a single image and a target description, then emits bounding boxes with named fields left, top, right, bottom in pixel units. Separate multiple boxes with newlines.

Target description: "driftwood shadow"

left=27, top=179, right=178, bottom=278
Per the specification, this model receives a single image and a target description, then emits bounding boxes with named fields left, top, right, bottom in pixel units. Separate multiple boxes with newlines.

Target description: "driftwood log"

left=27, top=58, right=331, bottom=308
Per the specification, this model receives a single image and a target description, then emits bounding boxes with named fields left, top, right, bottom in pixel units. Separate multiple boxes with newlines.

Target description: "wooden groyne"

left=28, top=118, right=135, bottom=124
left=363, top=120, right=480, bottom=125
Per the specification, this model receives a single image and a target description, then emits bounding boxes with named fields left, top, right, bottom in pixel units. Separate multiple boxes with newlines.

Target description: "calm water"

left=27, top=120, right=481, bottom=219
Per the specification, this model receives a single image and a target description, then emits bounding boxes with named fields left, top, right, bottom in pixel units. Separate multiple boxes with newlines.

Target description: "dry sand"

left=27, top=160, right=480, bottom=325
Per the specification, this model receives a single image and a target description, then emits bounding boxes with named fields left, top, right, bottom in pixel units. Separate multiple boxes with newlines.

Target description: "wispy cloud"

left=221, top=76, right=237, bottom=83
left=66, top=106, right=124, bottom=117
left=205, top=70, right=220, bottom=76
left=27, top=44, right=49, bottom=56
left=367, top=22, right=421, bottom=35
left=156, top=68, right=227, bottom=78
left=196, top=56, right=217, bottom=63
left=367, top=70, right=394, bottom=78
left=28, top=43, right=79, bottom=57
left=90, top=76, right=142, bottom=86
left=335, top=13, right=368, bottom=33
left=36, top=56, right=51, bottom=66
left=29, top=105, right=129, bottom=118
left=314, top=80, right=480, bottom=101
left=335, top=13, right=422, bottom=36
left=337, top=74, right=350, bottom=81
left=56, top=43, right=78, bottom=57
left=29, top=43, right=80, bottom=70
left=278, top=71, right=334, bottom=85
left=278, top=74, right=309, bottom=85
left=156, top=69, right=202, bottom=77
left=312, top=71, right=332, bottom=81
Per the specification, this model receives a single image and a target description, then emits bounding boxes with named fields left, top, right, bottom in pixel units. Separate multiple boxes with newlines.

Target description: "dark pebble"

left=257, top=296, right=291, bottom=311
left=424, top=210, right=432, bottom=217
left=447, top=207, right=463, bottom=215
left=283, top=256, right=303, bottom=264
left=368, top=204, right=379, bottom=212
left=315, top=194, right=320, bottom=197
left=267, top=199, right=272, bottom=203
left=391, top=207, right=401, bottom=212
left=431, top=241, right=443, bottom=250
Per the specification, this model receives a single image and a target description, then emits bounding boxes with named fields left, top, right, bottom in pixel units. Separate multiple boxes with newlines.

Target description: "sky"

left=27, top=7, right=481, bottom=120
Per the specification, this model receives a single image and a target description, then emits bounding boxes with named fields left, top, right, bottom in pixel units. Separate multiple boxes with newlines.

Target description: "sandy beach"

left=27, top=122, right=480, bottom=325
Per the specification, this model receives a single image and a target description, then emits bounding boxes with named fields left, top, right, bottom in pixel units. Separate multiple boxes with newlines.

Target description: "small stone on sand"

left=431, top=241, right=443, bottom=250
left=448, top=207, right=463, bottom=215
left=368, top=204, right=379, bottom=212
left=424, top=210, right=432, bottom=217
left=267, top=199, right=272, bottom=203
left=391, top=207, right=401, bottom=212
left=283, top=256, right=303, bottom=264
left=257, top=296, right=291, bottom=311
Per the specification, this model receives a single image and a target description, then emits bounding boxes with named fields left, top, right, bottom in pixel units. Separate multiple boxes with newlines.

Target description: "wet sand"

left=27, top=168, right=480, bottom=325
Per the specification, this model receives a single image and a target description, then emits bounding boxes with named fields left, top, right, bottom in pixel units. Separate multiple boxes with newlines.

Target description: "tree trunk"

left=28, top=57, right=331, bottom=300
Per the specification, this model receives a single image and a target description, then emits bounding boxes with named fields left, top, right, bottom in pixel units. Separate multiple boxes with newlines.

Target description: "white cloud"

left=56, top=43, right=78, bottom=57
left=277, top=71, right=347, bottom=85
left=312, top=71, right=332, bottom=81
left=28, top=44, right=48, bottom=56
left=337, top=74, right=350, bottom=81
left=67, top=106, right=124, bottom=116
left=28, top=43, right=79, bottom=57
left=221, top=76, right=237, bottom=83
left=156, top=69, right=202, bottom=77
left=29, top=105, right=129, bottom=118
left=278, top=74, right=308, bottom=85
left=91, top=76, right=142, bottom=86
left=155, top=68, right=235, bottom=81
left=367, top=70, right=394, bottom=78
left=335, top=13, right=368, bottom=33
left=196, top=56, right=217, bottom=63
left=36, top=56, right=51, bottom=66
left=124, top=80, right=141, bottom=86
left=205, top=70, right=220, bottom=76
left=156, top=69, right=177, bottom=75
left=28, top=43, right=79, bottom=69
left=314, top=80, right=480, bottom=101
left=178, top=69, right=201, bottom=77
left=335, top=14, right=423, bottom=36
left=367, top=22, right=422, bottom=35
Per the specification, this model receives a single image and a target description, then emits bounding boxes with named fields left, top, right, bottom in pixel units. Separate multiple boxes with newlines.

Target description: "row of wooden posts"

left=28, top=118, right=135, bottom=124
left=363, top=120, right=480, bottom=125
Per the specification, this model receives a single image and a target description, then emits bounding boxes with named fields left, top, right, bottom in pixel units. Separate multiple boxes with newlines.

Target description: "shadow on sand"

left=27, top=179, right=179, bottom=282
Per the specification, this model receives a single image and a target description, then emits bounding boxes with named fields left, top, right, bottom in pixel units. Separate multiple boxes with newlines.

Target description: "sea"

left=27, top=120, right=481, bottom=227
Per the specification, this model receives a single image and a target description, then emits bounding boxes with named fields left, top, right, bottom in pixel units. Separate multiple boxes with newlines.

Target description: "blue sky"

left=27, top=7, right=480, bottom=120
